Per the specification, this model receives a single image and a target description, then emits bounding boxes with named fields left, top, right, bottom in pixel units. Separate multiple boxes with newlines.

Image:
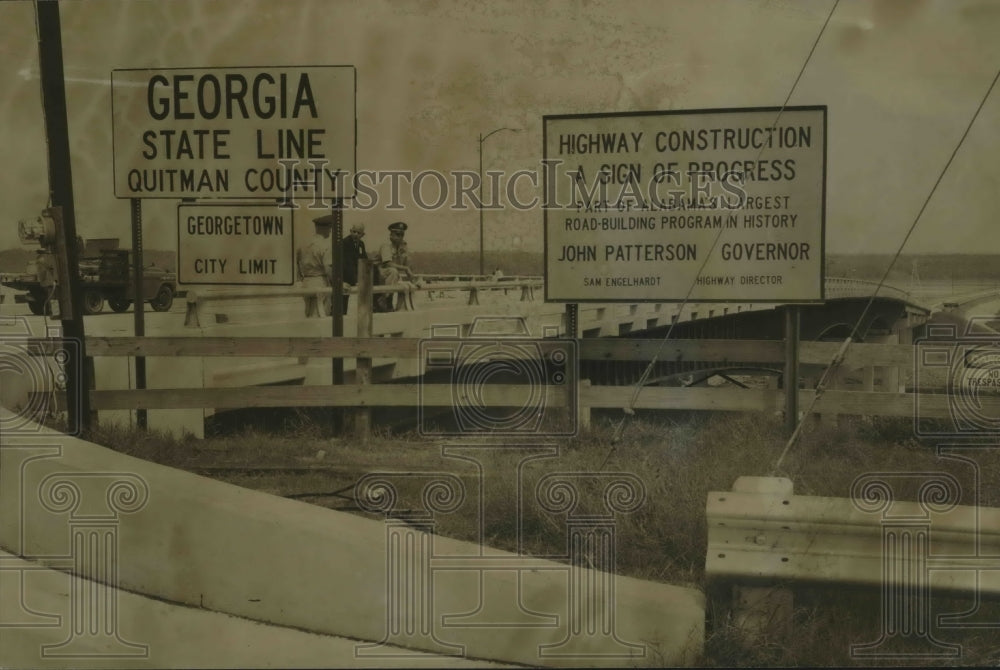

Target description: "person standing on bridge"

left=297, top=215, right=334, bottom=317
left=373, top=221, right=416, bottom=312
left=342, top=223, right=367, bottom=311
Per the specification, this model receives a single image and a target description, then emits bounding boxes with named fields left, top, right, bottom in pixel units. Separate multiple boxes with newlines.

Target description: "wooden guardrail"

left=24, top=264, right=991, bottom=436
left=73, top=333, right=997, bottom=431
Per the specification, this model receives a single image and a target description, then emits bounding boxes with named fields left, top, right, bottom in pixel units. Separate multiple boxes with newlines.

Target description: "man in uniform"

left=297, top=215, right=334, bottom=317
left=342, top=223, right=367, bottom=311
left=373, top=221, right=415, bottom=312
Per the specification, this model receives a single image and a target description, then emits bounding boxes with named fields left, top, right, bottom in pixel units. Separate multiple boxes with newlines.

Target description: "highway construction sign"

left=543, top=106, right=826, bottom=302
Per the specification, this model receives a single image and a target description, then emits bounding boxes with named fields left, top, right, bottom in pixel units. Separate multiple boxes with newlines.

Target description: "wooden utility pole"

left=37, top=1, right=91, bottom=431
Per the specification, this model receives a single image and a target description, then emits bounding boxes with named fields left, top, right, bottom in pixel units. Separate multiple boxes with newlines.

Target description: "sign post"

left=130, top=198, right=147, bottom=429
left=330, top=200, right=344, bottom=432
left=331, top=200, right=345, bottom=379
left=355, top=258, right=373, bottom=442
left=784, top=305, right=800, bottom=435
left=112, top=65, right=356, bottom=433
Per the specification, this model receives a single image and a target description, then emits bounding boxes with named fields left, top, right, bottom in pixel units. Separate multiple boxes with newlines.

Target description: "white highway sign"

left=112, top=66, right=356, bottom=200
left=177, top=203, right=294, bottom=285
left=543, top=106, right=826, bottom=302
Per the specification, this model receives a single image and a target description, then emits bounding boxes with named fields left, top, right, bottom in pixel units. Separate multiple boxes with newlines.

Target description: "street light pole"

left=478, top=126, right=519, bottom=276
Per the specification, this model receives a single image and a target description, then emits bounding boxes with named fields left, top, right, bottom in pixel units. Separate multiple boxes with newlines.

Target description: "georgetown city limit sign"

left=543, top=106, right=826, bottom=303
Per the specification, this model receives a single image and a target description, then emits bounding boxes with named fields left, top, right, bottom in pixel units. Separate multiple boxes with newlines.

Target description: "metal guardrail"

left=707, top=475, right=1000, bottom=595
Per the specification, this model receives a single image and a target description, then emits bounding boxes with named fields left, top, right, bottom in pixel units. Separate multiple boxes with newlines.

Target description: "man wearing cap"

left=373, top=221, right=415, bottom=312
left=297, top=215, right=334, bottom=317
left=342, top=223, right=367, bottom=311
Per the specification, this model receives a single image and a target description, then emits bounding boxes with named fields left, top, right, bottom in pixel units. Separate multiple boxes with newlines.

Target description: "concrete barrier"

left=0, top=550, right=507, bottom=668
left=0, top=410, right=705, bottom=667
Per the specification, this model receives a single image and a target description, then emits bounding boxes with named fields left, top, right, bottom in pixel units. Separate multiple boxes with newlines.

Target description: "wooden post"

left=130, top=198, right=146, bottom=429
left=37, top=2, right=91, bottom=432
left=355, top=258, right=373, bottom=442
left=330, top=200, right=344, bottom=432
left=565, top=303, right=579, bottom=433
left=579, top=379, right=591, bottom=430
left=821, top=366, right=843, bottom=427
left=565, top=303, right=579, bottom=339
left=896, top=320, right=913, bottom=393
left=784, top=306, right=799, bottom=435
left=863, top=365, right=875, bottom=392
left=184, top=291, right=201, bottom=328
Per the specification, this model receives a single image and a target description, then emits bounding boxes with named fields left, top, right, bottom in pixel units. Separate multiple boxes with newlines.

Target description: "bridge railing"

left=824, top=277, right=912, bottom=303
left=182, top=276, right=544, bottom=327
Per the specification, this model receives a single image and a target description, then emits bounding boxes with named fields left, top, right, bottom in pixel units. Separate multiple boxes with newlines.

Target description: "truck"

left=0, top=219, right=177, bottom=316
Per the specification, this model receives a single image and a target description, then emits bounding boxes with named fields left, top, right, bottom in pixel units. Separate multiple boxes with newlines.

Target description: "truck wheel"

left=151, top=285, right=174, bottom=312
left=109, top=297, right=132, bottom=313
left=83, top=290, right=105, bottom=315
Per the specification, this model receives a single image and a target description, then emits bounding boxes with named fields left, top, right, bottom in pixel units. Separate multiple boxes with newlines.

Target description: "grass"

left=80, top=410, right=1000, bottom=667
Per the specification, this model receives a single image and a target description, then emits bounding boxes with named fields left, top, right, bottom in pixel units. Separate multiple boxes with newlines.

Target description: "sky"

left=1, top=0, right=998, bottom=257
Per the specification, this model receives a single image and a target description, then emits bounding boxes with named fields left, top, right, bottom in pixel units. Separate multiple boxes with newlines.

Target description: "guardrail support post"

left=732, top=585, right=793, bottom=647
left=355, top=259, right=373, bottom=443
left=396, top=285, right=414, bottom=311
left=467, top=286, right=479, bottom=305
left=183, top=290, right=201, bottom=328
left=863, top=365, right=875, bottom=392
